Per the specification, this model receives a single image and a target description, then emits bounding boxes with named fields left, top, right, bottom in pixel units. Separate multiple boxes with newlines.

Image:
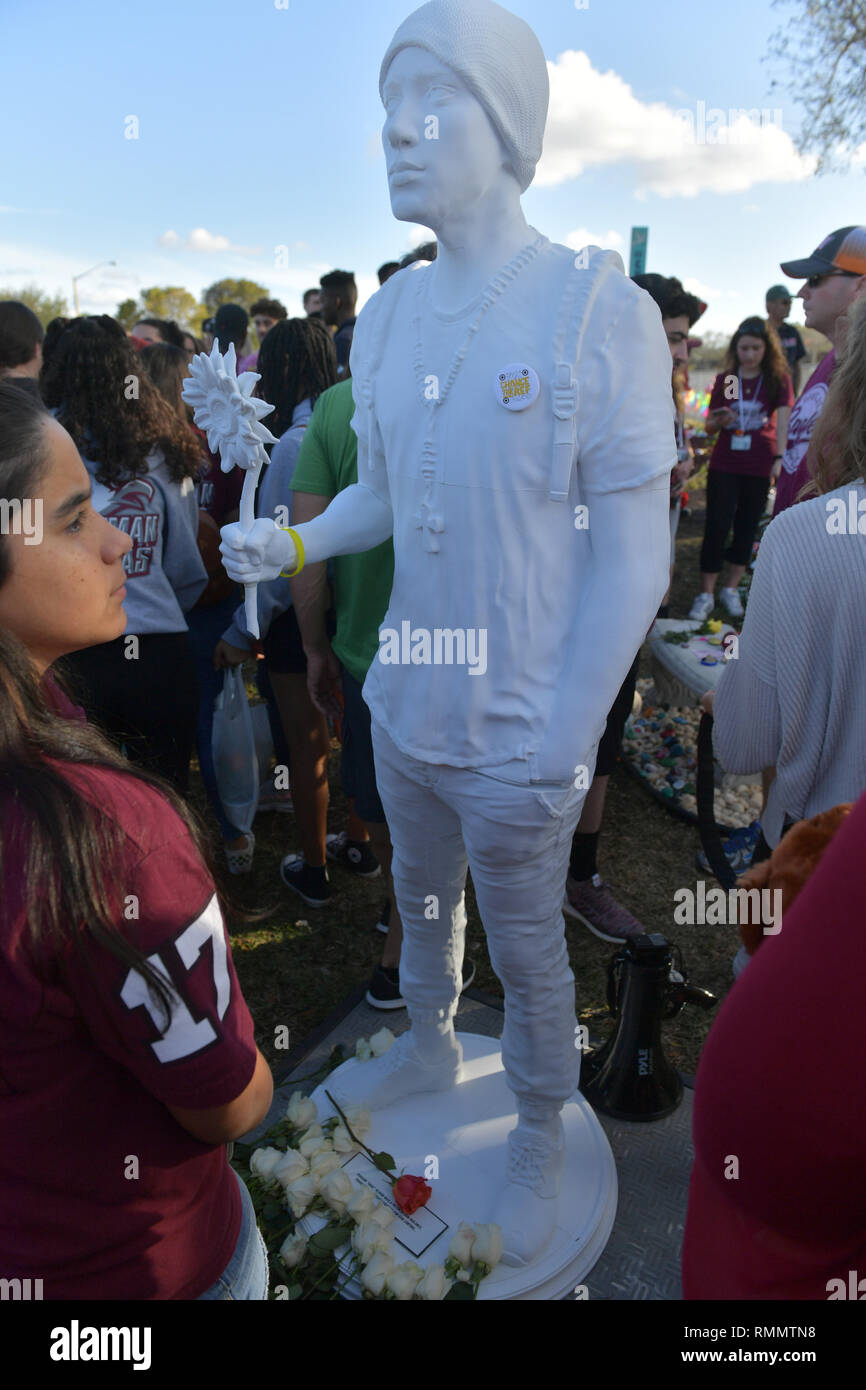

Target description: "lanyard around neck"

left=738, top=373, right=762, bottom=432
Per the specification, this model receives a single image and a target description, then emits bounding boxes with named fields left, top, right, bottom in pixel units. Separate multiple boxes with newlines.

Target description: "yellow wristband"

left=279, top=527, right=305, bottom=578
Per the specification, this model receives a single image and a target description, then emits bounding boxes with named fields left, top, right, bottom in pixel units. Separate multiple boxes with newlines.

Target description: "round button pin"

left=495, top=363, right=540, bottom=411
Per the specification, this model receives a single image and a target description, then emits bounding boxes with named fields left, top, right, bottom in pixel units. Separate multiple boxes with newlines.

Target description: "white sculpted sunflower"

left=182, top=341, right=277, bottom=473
left=182, top=341, right=278, bottom=638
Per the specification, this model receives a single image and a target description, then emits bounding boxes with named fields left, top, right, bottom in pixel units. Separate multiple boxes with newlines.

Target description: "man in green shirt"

left=290, top=378, right=474, bottom=1008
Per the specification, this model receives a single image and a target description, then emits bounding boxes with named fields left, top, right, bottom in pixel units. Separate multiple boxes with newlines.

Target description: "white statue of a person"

left=222, top=0, right=674, bottom=1266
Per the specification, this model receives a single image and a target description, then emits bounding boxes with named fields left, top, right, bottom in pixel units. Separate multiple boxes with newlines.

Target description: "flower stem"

left=301, top=1254, right=342, bottom=1300
left=330, top=1254, right=361, bottom=1301
left=324, top=1090, right=388, bottom=1170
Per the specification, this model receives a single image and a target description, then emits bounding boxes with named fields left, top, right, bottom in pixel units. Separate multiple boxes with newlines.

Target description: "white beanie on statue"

left=379, top=0, right=549, bottom=193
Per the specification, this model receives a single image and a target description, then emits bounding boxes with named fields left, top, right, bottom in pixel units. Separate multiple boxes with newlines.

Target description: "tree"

left=767, top=0, right=866, bottom=173
left=0, top=283, right=69, bottom=326
left=115, top=298, right=140, bottom=331
left=201, top=278, right=271, bottom=314
left=139, top=285, right=206, bottom=330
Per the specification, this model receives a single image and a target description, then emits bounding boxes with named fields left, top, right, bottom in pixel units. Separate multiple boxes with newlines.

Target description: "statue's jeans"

left=370, top=719, right=586, bottom=1108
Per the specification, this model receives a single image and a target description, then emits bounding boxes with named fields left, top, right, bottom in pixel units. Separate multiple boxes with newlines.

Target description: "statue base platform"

left=303, top=1031, right=617, bottom=1300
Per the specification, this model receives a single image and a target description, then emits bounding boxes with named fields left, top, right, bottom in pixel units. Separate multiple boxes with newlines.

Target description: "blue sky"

left=2, top=0, right=863, bottom=335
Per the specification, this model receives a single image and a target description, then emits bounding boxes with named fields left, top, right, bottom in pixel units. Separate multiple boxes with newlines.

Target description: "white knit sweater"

left=713, top=479, right=866, bottom=847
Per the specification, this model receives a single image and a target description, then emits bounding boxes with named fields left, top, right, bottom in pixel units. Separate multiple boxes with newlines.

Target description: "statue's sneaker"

left=495, top=1118, right=565, bottom=1267
left=329, top=1030, right=463, bottom=1112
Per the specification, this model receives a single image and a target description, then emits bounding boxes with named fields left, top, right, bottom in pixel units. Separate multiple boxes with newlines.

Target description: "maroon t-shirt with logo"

left=708, top=370, right=795, bottom=478
left=194, top=435, right=244, bottom=525
left=772, top=350, right=836, bottom=516
left=0, top=751, right=257, bottom=1299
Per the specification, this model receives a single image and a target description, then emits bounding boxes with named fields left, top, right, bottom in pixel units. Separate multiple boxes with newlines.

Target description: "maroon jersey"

left=0, top=762, right=257, bottom=1299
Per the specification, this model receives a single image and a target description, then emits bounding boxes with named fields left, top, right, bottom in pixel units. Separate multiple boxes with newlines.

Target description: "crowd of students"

left=0, top=220, right=864, bottom=1299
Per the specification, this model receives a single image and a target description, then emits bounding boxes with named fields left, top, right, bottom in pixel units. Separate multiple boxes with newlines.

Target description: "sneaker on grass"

left=279, top=853, right=333, bottom=908
left=562, top=873, right=645, bottom=943
left=719, top=586, right=744, bottom=619
left=325, top=831, right=381, bottom=878
left=366, top=958, right=476, bottom=1011
left=224, top=831, right=255, bottom=876
left=688, top=591, right=715, bottom=622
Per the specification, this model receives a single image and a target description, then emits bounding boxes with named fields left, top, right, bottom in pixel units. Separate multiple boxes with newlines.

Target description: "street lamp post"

left=72, top=260, right=117, bottom=314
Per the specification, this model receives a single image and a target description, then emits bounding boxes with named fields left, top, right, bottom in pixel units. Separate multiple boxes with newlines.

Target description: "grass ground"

left=212, top=456, right=749, bottom=1079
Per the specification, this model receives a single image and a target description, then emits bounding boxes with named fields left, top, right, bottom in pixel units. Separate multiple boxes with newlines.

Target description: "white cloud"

left=158, top=226, right=263, bottom=255
left=683, top=276, right=723, bottom=302
left=565, top=226, right=624, bottom=252
left=406, top=224, right=436, bottom=249
left=537, top=50, right=815, bottom=198
left=0, top=240, right=139, bottom=312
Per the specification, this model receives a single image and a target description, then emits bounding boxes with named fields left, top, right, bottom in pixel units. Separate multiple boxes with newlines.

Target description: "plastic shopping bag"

left=250, top=700, right=275, bottom=785
left=212, top=667, right=260, bottom=833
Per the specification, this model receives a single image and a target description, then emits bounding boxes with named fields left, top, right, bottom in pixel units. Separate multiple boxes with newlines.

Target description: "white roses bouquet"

left=235, top=1051, right=501, bottom=1301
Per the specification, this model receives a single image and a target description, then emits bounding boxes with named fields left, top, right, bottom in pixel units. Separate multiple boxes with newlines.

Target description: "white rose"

left=367, top=1201, right=396, bottom=1230
left=360, top=1249, right=395, bottom=1298
left=273, top=1148, right=309, bottom=1188
left=331, top=1124, right=355, bottom=1154
left=345, top=1185, right=377, bottom=1223
left=416, top=1264, right=447, bottom=1300
left=387, top=1261, right=424, bottom=1301
left=342, top=1106, right=371, bottom=1139
left=351, top=1219, right=394, bottom=1263
left=449, top=1222, right=476, bottom=1267
left=299, top=1130, right=331, bottom=1159
left=319, top=1168, right=355, bottom=1217
left=249, top=1146, right=283, bottom=1182
left=369, top=1027, right=396, bottom=1057
left=286, top=1091, right=317, bottom=1130
left=355, top=1037, right=372, bottom=1062
left=278, top=1231, right=308, bottom=1269
left=471, top=1223, right=502, bottom=1272
left=309, top=1149, right=342, bottom=1180
left=284, top=1171, right=319, bottom=1219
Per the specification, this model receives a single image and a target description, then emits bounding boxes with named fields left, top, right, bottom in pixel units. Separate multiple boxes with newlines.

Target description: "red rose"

left=392, top=1174, right=432, bottom=1215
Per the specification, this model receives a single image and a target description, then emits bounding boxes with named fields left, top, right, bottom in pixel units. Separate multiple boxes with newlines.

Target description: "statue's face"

left=381, top=46, right=510, bottom=227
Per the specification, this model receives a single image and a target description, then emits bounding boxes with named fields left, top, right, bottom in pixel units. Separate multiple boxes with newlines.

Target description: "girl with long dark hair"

left=689, top=316, right=793, bottom=621
left=139, top=342, right=255, bottom=873
left=0, top=382, right=273, bottom=1298
left=42, top=317, right=207, bottom=791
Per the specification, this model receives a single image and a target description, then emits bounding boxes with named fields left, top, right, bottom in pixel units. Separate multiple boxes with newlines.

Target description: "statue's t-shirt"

left=349, top=234, right=676, bottom=784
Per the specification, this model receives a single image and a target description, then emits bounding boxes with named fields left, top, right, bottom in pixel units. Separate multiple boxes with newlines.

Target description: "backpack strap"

left=549, top=248, right=623, bottom=502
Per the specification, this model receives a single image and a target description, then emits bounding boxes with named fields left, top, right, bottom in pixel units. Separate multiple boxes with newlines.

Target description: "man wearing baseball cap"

left=773, top=226, right=866, bottom=516
left=765, top=285, right=806, bottom=395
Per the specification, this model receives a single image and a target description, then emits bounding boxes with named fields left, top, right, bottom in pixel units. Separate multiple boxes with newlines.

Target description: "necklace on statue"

left=410, top=235, right=545, bottom=552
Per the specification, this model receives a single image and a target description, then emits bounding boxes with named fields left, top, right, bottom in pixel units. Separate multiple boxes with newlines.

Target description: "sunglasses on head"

left=806, top=270, right=857, bottom=289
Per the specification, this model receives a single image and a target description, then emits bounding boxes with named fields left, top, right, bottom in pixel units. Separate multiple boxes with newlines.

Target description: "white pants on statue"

left=370, top=718, right=586, bottom=1110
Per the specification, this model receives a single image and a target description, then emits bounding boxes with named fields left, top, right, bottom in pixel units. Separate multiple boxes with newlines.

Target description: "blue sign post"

left=629, top=226, right=649, bottom=277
